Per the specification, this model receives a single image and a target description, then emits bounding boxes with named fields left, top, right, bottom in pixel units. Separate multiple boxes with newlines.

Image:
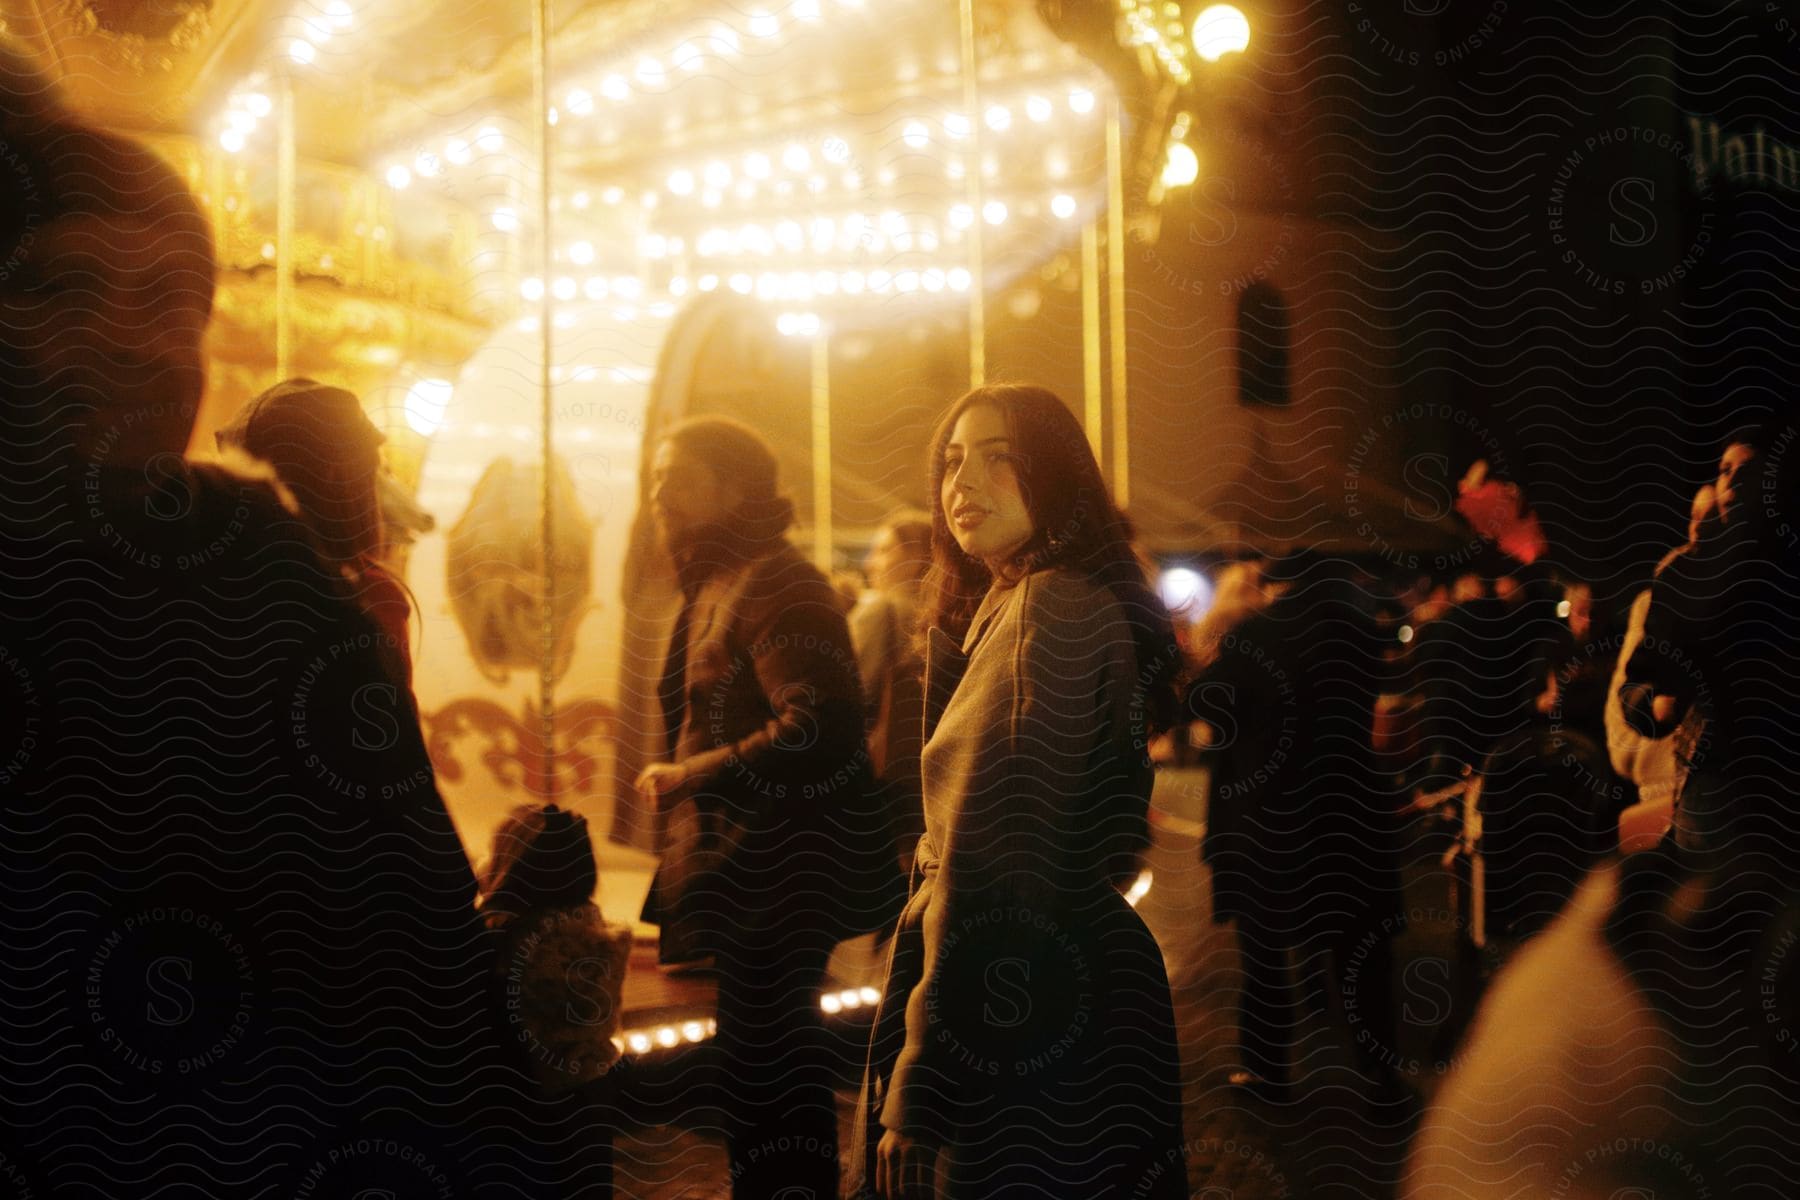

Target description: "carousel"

left=11, top=0, right=1255, bottom=1054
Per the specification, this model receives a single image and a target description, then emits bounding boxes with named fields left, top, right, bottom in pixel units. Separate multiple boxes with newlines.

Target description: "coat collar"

left=961, top=577, right=1019, bottom=655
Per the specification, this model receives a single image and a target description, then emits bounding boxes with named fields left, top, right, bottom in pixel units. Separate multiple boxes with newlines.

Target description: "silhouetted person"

left=0, top=58, right=602, bottom=1195
left=1191, top=552, right=1408, bottom=1105
left=217, top=377, right=414, bottom=685
left=636, top=416, right=899, bottom=1200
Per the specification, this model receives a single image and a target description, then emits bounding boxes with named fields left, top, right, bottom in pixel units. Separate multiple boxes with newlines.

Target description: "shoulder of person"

left=1015, top=567, right=1125, bottom=637
left=183, top=452, right=323, bottom=562
left=184, top=454, right=382, bottom=624
left=187, top=446, right=301, bottom=521
left=740, top=541, right=841, bottom=609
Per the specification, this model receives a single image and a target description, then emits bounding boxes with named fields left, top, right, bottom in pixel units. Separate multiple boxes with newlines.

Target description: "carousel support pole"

left=275, top=73, right=296, bottom=380
left=958, top=0, right=985, bottom=387
left=1105, top=97, right=1129, bottom=509
left=811, top=332, right=832, bottom=573
left=532, top=0, right=557, bottom=801
left=1081, top=219, right=1102, bottom=463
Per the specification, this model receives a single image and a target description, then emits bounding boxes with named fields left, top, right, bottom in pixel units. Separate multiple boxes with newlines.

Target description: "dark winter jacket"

left=641, top=536, right=902, bottom=963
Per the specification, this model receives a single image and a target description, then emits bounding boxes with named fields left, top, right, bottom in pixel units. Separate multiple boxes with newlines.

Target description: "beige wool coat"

left=853, top=566, right=1185, bottom=1199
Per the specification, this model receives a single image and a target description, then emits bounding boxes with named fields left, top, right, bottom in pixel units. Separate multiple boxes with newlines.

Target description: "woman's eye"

left=943, top=457, right=962, bottom=473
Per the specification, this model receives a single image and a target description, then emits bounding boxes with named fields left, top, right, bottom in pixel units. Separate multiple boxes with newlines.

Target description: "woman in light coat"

left=855, top=384, right=1187, bottom=1199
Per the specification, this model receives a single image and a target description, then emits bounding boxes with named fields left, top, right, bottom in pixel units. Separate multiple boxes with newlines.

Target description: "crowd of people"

left=3, top=39, right=1798, bottom=1200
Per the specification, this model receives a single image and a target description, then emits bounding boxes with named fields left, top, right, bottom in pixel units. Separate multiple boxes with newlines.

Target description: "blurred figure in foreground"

left=0, top=51, right=599, bottom=1194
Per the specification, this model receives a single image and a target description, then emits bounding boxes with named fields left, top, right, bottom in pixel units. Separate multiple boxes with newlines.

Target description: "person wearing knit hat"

left=637, top=414, right=902, bottom=1199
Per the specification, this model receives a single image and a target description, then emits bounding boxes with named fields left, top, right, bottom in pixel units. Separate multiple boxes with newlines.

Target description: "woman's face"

left=940, top=404, right=1034, bottom=569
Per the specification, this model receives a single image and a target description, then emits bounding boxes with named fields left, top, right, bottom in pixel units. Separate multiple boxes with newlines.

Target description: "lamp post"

left=275, top=73, right=296, bottom=380
left=811, top=331, right=832, bottom=572
left=532, top=0, right=557, bottom=800
left=958, top=0, right=986, bottom=387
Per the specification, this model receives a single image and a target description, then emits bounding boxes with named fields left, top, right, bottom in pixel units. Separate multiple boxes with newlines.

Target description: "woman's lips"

left=953, top=508, right=987, bottom=530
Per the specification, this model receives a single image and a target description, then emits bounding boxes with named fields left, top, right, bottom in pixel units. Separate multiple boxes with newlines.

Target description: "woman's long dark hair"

left=918, top=383, right=1182, bottom=733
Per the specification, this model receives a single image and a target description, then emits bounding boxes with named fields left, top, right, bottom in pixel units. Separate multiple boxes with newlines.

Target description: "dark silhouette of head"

left=0, top=42, right=215, bottom=464
left=217, top=378, right=386, bottom=569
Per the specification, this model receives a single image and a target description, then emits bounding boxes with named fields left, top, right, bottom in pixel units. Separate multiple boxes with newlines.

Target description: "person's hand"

left=876, top=1129, right=938, bottom=1199
left=634, top=762, right=690, bottom=808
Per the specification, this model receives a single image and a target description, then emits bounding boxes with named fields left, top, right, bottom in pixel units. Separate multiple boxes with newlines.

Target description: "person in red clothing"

left=217, top=377, right=414, bottom=684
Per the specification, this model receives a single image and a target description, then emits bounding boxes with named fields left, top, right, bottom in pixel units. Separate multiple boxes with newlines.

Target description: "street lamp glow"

left=403, top=378, right=453, bottom=437
left=1161, top=140, right=1200, bottom=188
left=1192, top=4, right=1250, bottom=62
left=1158, top=567, right=1211, bottom=614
